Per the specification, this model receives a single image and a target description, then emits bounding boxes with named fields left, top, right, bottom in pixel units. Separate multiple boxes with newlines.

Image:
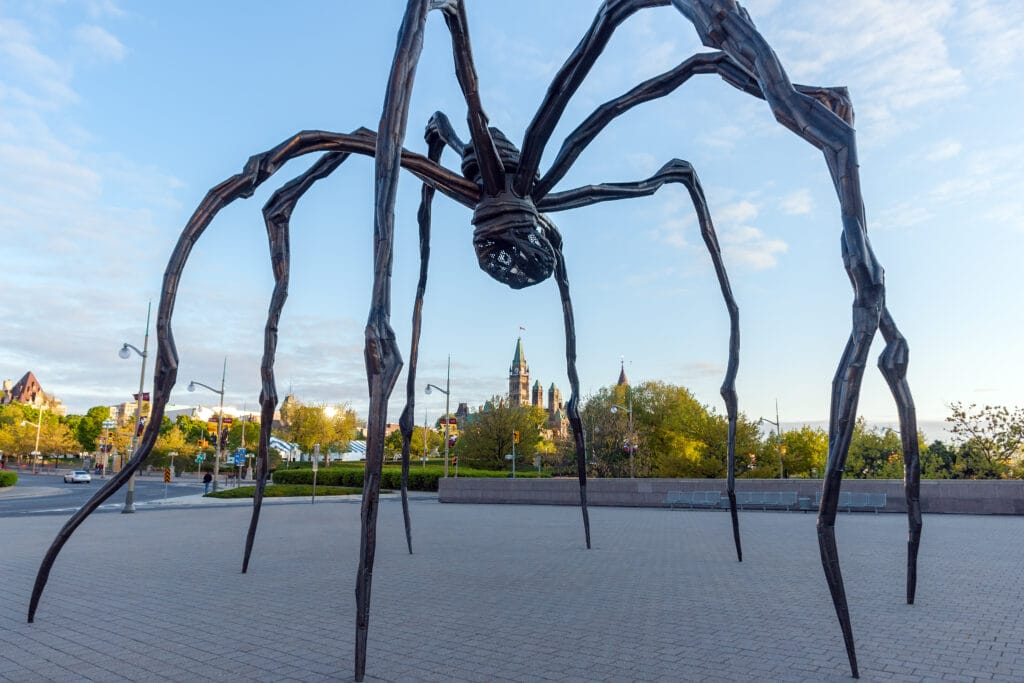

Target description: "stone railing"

left=438, top=477, right=1024, bottom=515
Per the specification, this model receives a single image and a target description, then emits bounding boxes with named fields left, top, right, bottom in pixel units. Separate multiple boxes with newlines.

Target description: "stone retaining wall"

left=438, top=477, right=1024, bottom=515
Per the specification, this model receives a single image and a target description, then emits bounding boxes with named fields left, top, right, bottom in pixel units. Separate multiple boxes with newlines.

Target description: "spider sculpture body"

left=29, top=1, right=921, bottom=680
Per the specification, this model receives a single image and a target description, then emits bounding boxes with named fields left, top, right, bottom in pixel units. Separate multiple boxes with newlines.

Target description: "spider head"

left=472, top=192, right=556, bottom=290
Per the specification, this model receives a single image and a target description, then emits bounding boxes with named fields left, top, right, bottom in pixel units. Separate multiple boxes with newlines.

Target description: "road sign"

left=196, top=453, right=205, bottom=463
left=102, top=419, right=116, bottom=429
left=163, top=468, right=171, bottom=483
left=233, top=453, right=244, bottom=466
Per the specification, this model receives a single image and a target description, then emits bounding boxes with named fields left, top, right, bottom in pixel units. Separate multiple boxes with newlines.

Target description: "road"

left=0, top=472, right=204, bottom=517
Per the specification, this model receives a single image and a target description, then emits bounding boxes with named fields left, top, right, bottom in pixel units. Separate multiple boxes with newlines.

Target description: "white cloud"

left=75, top=25, right=125, bottom=63
left=717, top=200, right=758, bottom=224
left=961, top=0, right=1024, bottom=76
left=780, top=189, right=813, bottom=215
left=770, top=1, right=964, bottom=138
left=721, top=224, right=788, bottom=269
left=925, top=138, right=962, bottom=162
left=700, top=124, right=744, bottom=150
left=0, top=18, right=78, bottom=109
left=651, top=195, right=787, bottom=270
left=874, top=201, right=932, bottom=231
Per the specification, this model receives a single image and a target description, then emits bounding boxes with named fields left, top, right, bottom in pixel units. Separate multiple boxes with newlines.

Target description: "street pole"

left=189, top=357, right=227, bottom=492
left=446, top=355, right=453, bottom=477
left=610, top=396, right=636, bottom=478
left=759, top=400, right=784, bottom=479
left=627, top=386, right=635, bottom=479
left=425, top=355, right=452, bottom=478
left=119, top=301, right=151, bottom=513
left=215, top=358, right=225, bottom=492
left=31, top=404, right=44, bottom=474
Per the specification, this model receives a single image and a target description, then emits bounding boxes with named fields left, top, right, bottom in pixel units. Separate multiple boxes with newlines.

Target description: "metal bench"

left=665, top=490, right=721, bottom=509
left=814, top=490, right=887, bottom=512
left=719, top=491, right=799, bottom=511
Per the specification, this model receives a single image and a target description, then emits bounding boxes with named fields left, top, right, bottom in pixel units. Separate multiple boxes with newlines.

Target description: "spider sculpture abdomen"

left=463, top=127, right=557, bottom=289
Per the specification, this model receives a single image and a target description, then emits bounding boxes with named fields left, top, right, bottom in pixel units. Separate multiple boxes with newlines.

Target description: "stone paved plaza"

left=2, top=497, right=1023, bottom=682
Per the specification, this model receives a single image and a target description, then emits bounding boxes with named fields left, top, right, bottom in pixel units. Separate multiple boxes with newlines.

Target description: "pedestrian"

left=203, top=471, right=212, bottom=494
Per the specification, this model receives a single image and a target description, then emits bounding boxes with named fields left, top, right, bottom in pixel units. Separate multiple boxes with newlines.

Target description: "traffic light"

left=513, top=430, right=520, bottom=444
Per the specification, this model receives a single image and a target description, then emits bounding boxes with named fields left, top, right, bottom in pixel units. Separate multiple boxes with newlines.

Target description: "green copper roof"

left=511, top=337, right=527, bottom=368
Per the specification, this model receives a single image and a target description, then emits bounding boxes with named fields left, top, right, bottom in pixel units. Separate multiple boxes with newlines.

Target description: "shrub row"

left=272, top=465, right=545, bottom=490
left=205, top=484, right=362, bottom=499
left=0, top=470, right=17, bottom=487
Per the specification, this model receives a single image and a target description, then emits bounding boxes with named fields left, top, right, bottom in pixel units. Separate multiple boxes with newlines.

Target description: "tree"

left=453, top=397, right=544, bottom=470
left=74, top=406, right=112, bottom=452
left=227, top=419, right=261, bottom=453
left=844, top=418, right=903, bottom=479
left=778, top=425, right=829, bottom=478
left=946, top=403, right=1024, bottom=479
left=922, top=439, right=956, bottom=479
left=384, top=425, right=442, bottom=459
left=279, top=399, right=357, bottom=456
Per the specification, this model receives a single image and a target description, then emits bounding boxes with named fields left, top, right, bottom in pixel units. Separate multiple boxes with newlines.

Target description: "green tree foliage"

left=946, top=402, right=1024, bottom=479
left=842, top=418, right=904, bottom=479
left=453, top=397, right=545, bottom=470
left=922, top=439, right=956, bottom=478
left=577, top=382, right=762, bottom=479
left=384, top=425, right=443, bottom=459
left=227, top=418, right=261, bottom=452
left=73, top=406, right=112, bottom=452
left=777, top=425, right=829, bottom=478
left=279, top=399, right=357, bottom=455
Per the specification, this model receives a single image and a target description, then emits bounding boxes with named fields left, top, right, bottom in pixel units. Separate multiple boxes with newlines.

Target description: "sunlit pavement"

left=2, top=500, right=1023, bottom=682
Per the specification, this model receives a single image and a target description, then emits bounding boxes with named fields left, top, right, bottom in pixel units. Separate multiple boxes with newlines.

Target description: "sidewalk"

left=2, top=502, right=1024, bottom=681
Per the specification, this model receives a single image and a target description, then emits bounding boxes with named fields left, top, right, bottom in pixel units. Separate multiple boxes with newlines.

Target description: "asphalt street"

left=0, top=472, right=206, bottom=517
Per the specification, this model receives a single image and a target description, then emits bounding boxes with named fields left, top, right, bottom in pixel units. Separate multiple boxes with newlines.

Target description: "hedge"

left=272, top=465, right=546, bottom=490
left=205, top=484, right=363, bottom=499
left=0, top=470, right=18, bottom=487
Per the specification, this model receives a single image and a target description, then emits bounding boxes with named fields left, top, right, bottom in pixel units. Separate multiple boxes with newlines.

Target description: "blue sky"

left=1, top=1, right=1021, bottom=439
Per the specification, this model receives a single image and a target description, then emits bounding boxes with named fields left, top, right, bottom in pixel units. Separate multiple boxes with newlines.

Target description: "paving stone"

left=2, top=501, right=1024, bottom=681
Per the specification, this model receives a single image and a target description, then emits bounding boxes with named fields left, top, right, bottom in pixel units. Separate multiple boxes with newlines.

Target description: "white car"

left=64, top=470, right=91, bottom=484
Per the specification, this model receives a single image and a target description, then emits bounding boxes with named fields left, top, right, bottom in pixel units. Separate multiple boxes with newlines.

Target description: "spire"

left=617, top=360, right=629, bottom=387
left=511, top=337, right=527, bottom=371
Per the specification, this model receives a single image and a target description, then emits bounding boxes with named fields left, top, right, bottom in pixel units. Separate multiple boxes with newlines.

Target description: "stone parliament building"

left=507, top=337, right=570, bottom=440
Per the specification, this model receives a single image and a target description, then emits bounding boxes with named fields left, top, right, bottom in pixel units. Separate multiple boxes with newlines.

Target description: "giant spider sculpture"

left=29, top=1, right=922, bottom=680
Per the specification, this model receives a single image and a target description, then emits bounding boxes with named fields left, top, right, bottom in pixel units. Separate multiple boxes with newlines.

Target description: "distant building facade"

left=1, top=371, right=67, bottom=416
left=506, top=338, right=568, bottom=439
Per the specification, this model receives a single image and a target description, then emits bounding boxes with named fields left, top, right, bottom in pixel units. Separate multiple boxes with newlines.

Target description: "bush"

left=271, top=464, right=548, bottom=490
left=0, top=470, right=17, bottom=487
left=205, top=484, right=362, bottom=499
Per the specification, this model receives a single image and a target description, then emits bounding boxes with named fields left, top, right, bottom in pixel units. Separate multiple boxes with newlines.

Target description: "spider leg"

left=356, top=1, right=430, bottom=680
left=242, top=151, right=350, bottom=574
left=541, top=219, right=592, bottom=549
left=515, top=0, right=674, bottom=197
left=534, top=49, right=845, bottom=199
left=540, top=160, right=742, bottom=562
left=397, top=130, right=446, bottom=555
left=432, top=0, right=504, bottom=194
left=670, top=2, right=926, bottom=676
left=28, top=122, right=472, bottom=629
left=878, top=307, right=922, bottom=604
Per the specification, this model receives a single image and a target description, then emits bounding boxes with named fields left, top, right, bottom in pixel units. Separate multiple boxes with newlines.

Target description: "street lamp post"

left=118, top=301, right=151, bottom=513
left=31, top=405, right=44, bottom=474
left=610, top=388, right=636, bottom=478
left=759, top=400, right=784, bottom=479
left=424, top=355, right=452, bottom=478
left=189, top=357, right=227, bottom=492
